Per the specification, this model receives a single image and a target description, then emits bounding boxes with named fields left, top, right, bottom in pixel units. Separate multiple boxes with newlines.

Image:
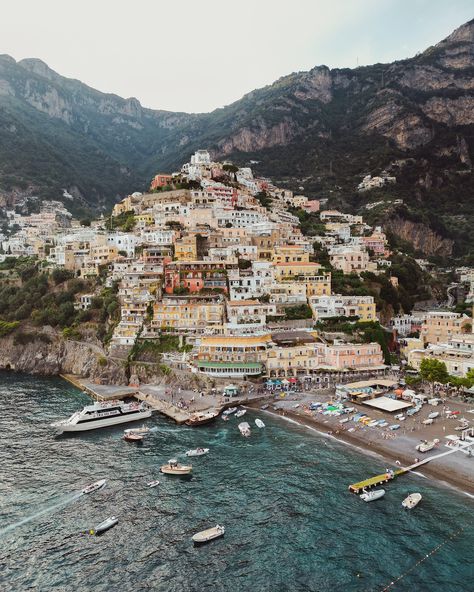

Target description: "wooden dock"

left=348, top=441, right=474, bottom=493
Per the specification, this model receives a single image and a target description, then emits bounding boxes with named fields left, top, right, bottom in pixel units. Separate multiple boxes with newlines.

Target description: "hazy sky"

left=1, top=1, right=472, bottom=113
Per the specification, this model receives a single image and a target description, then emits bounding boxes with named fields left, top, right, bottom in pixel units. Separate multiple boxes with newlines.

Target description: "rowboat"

left=402, top=493, right=422, bottom=509
left=360, top=488, right=385, bottom=502
left=192, top=525, right=225, bottom=544
left=160, top=459, right=192, bottom=475
left=255, top=419, right=265, bottom=428
left=185, top=447, right=209, bottom=457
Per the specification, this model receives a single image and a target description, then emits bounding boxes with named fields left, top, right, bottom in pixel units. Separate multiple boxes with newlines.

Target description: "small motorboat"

left=428, top=412, right=440, bottom=420
left=260, top=404, right=269, bottom=410
left=360, top=488, right=385, bottom=502
left=89, top=516, right=118, bottom=536
left=222, top=407, right=237, bottom=416
left=192, top=524, right=225, bottom=544
left=415, top=440, right=435, bottom=453
left=160, top=459, right=192, bottom=475
left=389, top=424, right=400, bottom=430
left=186, top=447, right=209, bottom=457
left=81, top=479, right=106, bottom=495
left=185, top=410, right=219, bottom=426
left=123, top=432, right=144, bottom=443
left=124, top=426, right=153, bottom=436
left=255, top=419, right=265, bottom=429
left=235, top=409, right=246, bottom=418
left=147, top=480, right=160, bottom=488
left=402, top=493, right=422, bottom=509
left=238, top=422, right=251, bottom=437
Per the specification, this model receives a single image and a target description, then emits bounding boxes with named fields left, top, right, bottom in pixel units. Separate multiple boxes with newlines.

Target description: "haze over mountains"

left=0, top=19, right=473, bottom=259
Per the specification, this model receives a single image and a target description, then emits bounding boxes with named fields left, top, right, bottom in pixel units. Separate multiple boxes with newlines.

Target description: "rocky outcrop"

left=217, top=118, right=298, bottom=155
left=422, top=96, right=474, bottom=127
left=385, top=217, right=454, bottom=257
left=0, top=334, right=127, bottom=384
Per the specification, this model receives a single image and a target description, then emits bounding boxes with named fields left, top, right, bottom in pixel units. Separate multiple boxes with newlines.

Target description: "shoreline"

left=258, top=406, right=474, bottom=498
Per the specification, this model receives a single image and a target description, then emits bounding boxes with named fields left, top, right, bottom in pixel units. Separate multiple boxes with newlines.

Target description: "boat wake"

left=0, top=491, right=82, bottom=538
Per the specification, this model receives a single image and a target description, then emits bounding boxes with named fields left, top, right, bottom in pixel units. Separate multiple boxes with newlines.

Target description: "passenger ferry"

left=51, top=399, right=152, bottom=433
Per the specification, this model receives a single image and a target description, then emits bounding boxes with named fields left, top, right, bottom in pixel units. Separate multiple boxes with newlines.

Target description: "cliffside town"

left=0, top=149, right=473, bottom=385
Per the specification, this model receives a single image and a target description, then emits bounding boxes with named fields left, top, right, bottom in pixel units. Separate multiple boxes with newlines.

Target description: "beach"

left=254, top=392, right=474, bottom=497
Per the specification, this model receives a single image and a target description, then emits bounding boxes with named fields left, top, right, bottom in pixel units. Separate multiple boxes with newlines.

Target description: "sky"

left=1, top=0, right=473, bottom=113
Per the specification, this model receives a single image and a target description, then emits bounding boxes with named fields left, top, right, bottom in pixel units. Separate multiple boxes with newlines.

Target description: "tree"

left=419, top=359, right=449, bottom=384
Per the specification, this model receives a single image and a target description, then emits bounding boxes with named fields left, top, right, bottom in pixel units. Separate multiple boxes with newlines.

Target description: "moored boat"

left=235, top=408, right=246, bottom=418
left=51, top=400, right=152, bottom=433
left=123, top=432, right=143, bottom=443
left=428, top=412, right=440, bottom=420
left=160, top=459, right=192, bottom=475
left=422, top=418, right=434, bottom=425
left=81, top=479, right=106, bottom=495
left=185, top=447, right=209, bottom=457
left=360, top=488, right=385, bottom=502
left=415, top=439, right=436, bottom=453
left=255, top=418, right=265, bottom=428
left=185, top=410, right=219, bottom=426
left=192, top=524, right=225, bottom=544
left=222, top=407, right=237, bottom=416
left=402, top=493, right=422, bottom=509
left=260, top=404, right=269, bottom=410
left=238, top=422, right=251, bottom=437
left=89, top=516, right=118, bottom=536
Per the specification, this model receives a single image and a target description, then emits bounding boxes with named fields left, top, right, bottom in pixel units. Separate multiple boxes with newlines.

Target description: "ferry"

left=51, top=400, right=152, bottom=433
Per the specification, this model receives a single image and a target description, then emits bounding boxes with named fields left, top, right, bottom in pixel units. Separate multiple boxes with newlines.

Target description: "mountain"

left=0, top=20, right=474, bottom=259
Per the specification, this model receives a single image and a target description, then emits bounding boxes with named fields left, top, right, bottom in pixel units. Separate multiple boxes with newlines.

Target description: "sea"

left=0, top=373, right=472, bottom=592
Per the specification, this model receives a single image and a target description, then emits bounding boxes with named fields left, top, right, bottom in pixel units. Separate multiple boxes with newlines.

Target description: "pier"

left=348, top=441, right=474, bottom=493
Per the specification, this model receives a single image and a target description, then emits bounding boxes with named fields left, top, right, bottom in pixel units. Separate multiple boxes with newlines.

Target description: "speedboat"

left=185, top=447, right=209, bottom=457
left=235, top=409, right=246, bottom=418
left=255, top=419, right=265, bottom=428
left=360, top=488, right=385, bottom=502
left=51, top=400, right=152, bottom=432
left=192, top=524, right=225, bottom=545
left=402, top=493, right=422, bottom=509
left=160, top=459, right=192, bottom=475
left=81, top=479, right=106, bottom=495
left=147, top=480, right=160, bottom=488
left=238, top=422, right=251, bottom=437
left=89, top=516, right=118, bottom=536
left=415, top=440, right=435, bottom=453
left=123, top=432, right=143, bottom=443
left=222, top=407, right=237, bottom=416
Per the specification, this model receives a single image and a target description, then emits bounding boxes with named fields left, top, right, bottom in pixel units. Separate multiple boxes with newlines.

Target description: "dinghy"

left=81, top=479, right=106, bottom=495
left=360, top=488, right=385, bottom=502
left=192, top=524, right=225, bottom=544
left=402, top=493, right=422, bottom=509
left=255, top=419, right=265, bottom=428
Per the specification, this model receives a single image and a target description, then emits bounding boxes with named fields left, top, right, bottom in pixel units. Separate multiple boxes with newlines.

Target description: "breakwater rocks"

left=0, top=333, right=127, bottom=384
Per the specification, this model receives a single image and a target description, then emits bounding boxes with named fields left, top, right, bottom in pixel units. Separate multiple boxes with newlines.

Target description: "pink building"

left=302, top=200, right=320, bottom=213
left=320, top=342, right=384, bottom=370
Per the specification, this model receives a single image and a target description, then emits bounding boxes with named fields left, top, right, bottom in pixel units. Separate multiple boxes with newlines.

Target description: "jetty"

left=349, top=441, right=474, bottom=493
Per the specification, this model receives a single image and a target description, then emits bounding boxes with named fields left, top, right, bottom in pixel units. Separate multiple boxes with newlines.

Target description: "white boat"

left=124, top=425, right=153, bottom=436
left=185, top=447, right=209, bottom=457
left=402, top=493, right=422, bottom=509
left=415, top=440, right=436, bottom=453
left=360, top=488, right=385, bottom=502
left=428, top=412, right=440, bottom=420
left=222, top=407, right=237, bottom=416
left=81, top=479, right=106, bottom=495
left=51, top=400, right=152, bottom=433
left=192, top=524, right=225, bottom=544
left=238, top=422, right=251, bottom=437
left=422, top=418, right=434, bottom=425
left=89, top=516, right=118, bottom=536
left=235, top=409, right=246, bottom=418
left=160, top=459, right=192, bottom=475
left=255, top=418, right=265, bottom=428
left=147, top=480, right=160, bottom=488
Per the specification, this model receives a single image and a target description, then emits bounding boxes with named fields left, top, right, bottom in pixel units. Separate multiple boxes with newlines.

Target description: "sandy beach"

left=252, top=392, right=474, bottom=497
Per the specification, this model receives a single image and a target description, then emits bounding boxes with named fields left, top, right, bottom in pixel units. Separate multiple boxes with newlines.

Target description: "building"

left=420, top=311, right=471, bottom=345
left=274, top=262, right=322, bottom=281
left=272, top=245, right=310, bottom=264
left=329, top=245, right=376, bottom=274
left=309, top=295, right=376, bottom=322
left=164, top=261, right=232, bottom=294
left=225, top=300, right=277, bottom=333
left=228, top=261, right=274, bottom=300
left=408, top=333, right=474, bottom=377
left=151, top=295, right=224, bottom=333
left=150, top=174, right=173, bottom=191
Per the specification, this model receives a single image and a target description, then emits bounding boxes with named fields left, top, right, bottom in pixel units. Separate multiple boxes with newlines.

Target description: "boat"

left=260, top=404, right=269, bottom=410
left=222, top=415, right=229, bottom=421
left=51, top=400, right=152, bottom=433
left=123, top=432, right=143, bottom=443
left=81, top=479, right=106, bottom=495
left=238, top=422, right=251, bottom=437
left=402, top=493, right=422, bottom=509
left=160, top=459, right=192, bottom=475
left=415, top=440, right=436, bottom=453
left=235, top=409, right=246, bottom=418
left=192, top=524, right=225, bottom=545
left=124, top=426, right=153, bottom=436
left=428, top=412, right=440, bottom=420
left=185, top=410, right=219, bottom=426
left=222, top=407, right=237, bottom=416
left=147, top=480, right=160, bottom=488
left=339, top=417, right=349, bottom=424
left=360, top=488, right=385, bottom=502
left=89, top=516, right=118, bottom=536
left=255, top=418, right=265, bottom=428
left=422, top=418, right=434, bottom=425
left=389, top=424, right=400, bottom=430
left=185, top=447, right=209, bottom=457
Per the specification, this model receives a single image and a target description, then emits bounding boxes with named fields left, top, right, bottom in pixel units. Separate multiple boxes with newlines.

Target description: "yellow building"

left=420, top=312, right=471, bottom=345
left=306, top=273, right=331, bottom=297
left=272, top=245, right=310, bottom=264
left=174, top=234, right=198, bottom=261
left=274, top=262, right=322, bottom=281
left=112, top=196, right=133, bottom=216
left=152, top=297, right=224, bottom=333
left=134, top=213, right=154, bottom=226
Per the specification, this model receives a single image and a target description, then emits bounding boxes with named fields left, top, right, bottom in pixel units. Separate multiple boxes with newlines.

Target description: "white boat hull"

left=54, top=409, right=152, bottom=432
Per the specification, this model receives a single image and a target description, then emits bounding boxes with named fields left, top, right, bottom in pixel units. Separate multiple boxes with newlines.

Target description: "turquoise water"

left=0, top=373, right=472, bottom=592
